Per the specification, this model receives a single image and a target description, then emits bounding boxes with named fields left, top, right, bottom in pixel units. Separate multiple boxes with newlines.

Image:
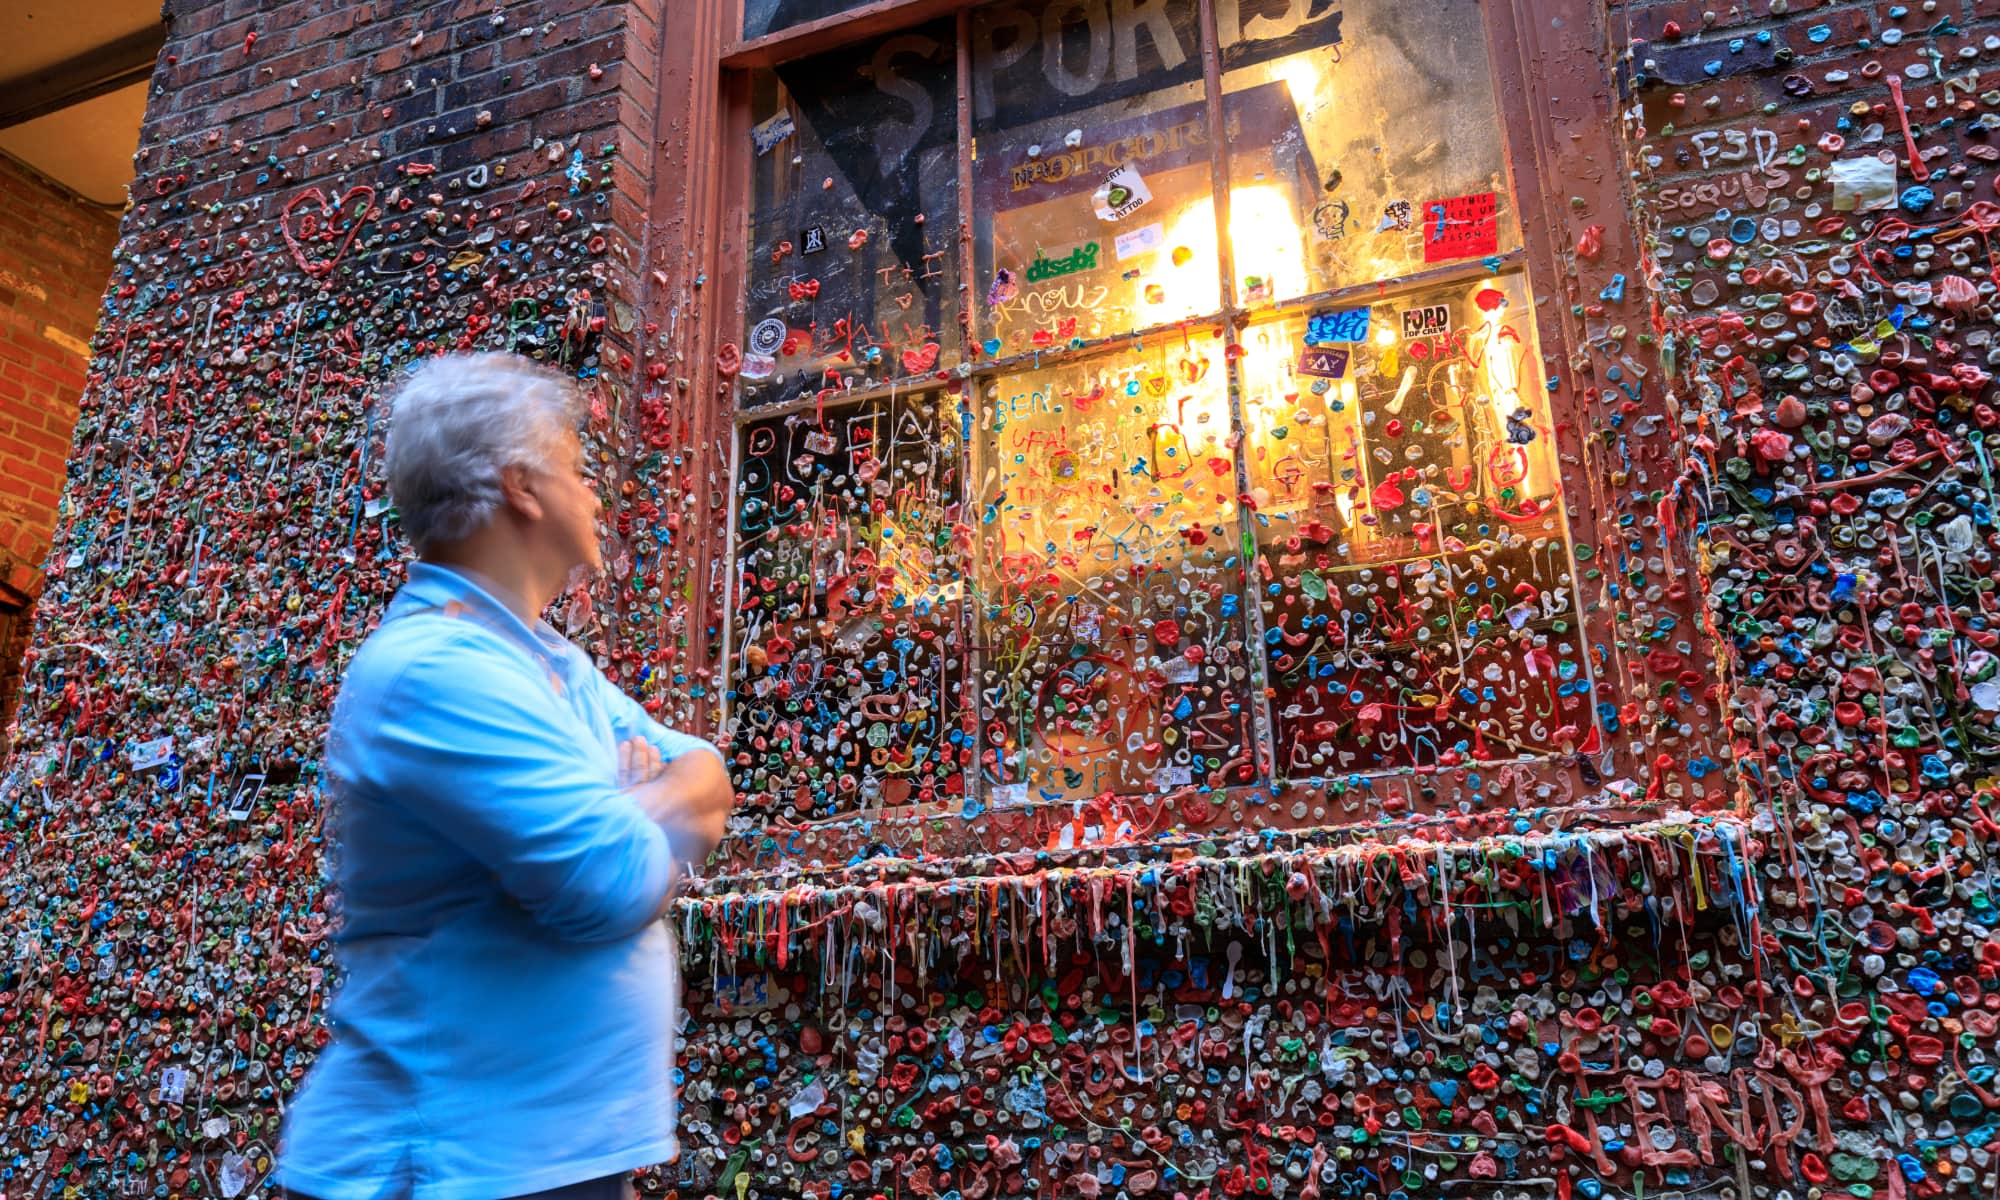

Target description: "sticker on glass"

left=1026, top=241, right=1100, bottom=282
left=751, top=110, right=795, bottom=155
left=748, top=317, right=788, bottom=357
left=1295, top=346, right=1351, bottom=379
left=1422, top=191, right=1499, bottom=262
left=1306, top=306, right=1371, bottom=344
left=1114, top=222, right=1164, bottom=261
left=1376, top=199, right=1413, bottom=232
left=1092, top=164, right=1153, bottom=222
left=1401, top=304, right=1452, bottom=339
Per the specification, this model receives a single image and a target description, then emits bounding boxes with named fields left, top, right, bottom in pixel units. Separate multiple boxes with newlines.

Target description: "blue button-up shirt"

left=280, top=563, right=721, bottom=1200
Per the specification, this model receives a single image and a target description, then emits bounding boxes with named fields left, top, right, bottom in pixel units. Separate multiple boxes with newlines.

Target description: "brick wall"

left=0, top=0, right=710, bottom=1193
left=0, top=153, right=118, bottom=739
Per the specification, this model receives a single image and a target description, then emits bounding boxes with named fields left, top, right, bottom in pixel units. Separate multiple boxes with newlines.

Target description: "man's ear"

left=497, top=462, right=545, bottom=522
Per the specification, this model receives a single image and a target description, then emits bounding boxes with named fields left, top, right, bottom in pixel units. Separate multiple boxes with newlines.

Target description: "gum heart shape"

left=982, top=338, right=1003, bottom=356
left=901, top=343, right=940, bottom=374
left=1428, top=1080, right=1459, bottom=1106
left=280, top=185, right=375, bottom=278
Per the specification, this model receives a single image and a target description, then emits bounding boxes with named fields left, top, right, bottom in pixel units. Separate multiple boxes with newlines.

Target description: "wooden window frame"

left=672, top=0, right=1729, bottom=872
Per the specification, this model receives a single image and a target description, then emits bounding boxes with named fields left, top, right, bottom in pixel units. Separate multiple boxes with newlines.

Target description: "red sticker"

left=1422, top=191, right=1499, bottom=262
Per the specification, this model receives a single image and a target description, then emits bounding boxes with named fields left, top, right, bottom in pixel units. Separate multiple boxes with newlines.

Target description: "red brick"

left=9, top=462, right=57, bottom=494
left=0, top=152, right=108, bottom=583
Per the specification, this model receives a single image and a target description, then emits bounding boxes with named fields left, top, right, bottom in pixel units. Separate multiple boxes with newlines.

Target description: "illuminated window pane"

left=1221, top=0, right=1519, bottom=304
left=724, top=0, right=1606, bottom=834
left=969, top=0, right=1220, bottom=352
left=973, top=339, right=1256, bottom=803
left=1240, top=273, right=1593, bottom=775
left=738, top=27, right=961, bottom=410
left=728, top=394, right=966, bottom=821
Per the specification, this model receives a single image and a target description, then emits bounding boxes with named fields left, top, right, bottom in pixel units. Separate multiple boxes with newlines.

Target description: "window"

left=744, top=0, right=890, bottom=41
left=1240, top=273, right=1590, bottom=776
left=727, top=390, right=967, bottom=821
left=722, top=0, right=1635, bottom=832
left=736, top=23, right=960, bottom=412
left=972, top=334, right=1252, bottom=803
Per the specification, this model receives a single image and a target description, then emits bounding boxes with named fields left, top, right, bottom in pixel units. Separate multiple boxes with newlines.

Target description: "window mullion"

left=731, top=311, right=1244, bottom=423
left=715, top=423, right=746, bottom=737
left=955, top=8, right=976, bottom=347
left=1223, top=333, right=1281, bottom=792
left=1198, top=0, right=1278, bottom=790
left=953, top=7, right=987, bottom=816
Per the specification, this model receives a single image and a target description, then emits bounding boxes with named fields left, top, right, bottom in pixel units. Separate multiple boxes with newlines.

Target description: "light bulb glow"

left=1157, top=185, right=1312, bottom=312
left=1229, top=186, right=1311, bottom=303
left=1273, top=57, right=1320, bottom=115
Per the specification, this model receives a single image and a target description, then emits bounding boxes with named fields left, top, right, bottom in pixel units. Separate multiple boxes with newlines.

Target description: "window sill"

left=676, top=809, right=1760, bottom=967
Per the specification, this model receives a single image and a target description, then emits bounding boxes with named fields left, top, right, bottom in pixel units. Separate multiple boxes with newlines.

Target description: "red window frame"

left=654, top=0, right=1730, bottom=873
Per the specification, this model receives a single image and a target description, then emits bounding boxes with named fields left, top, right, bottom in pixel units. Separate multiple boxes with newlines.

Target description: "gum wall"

left=5, top=4, right=2000, bottom=1200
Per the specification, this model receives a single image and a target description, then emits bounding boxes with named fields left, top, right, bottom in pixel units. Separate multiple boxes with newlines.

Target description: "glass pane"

left=743, top=0, right=875, bottom=43
left=972, top=337, right=1258, bottom=803
left=1221, top=0, right=1519, bottom=304
left=738, top=26, right=961, bottom=410
left=728, top=393, right=967, bottom=822
left=969, top=0, right=1220, bottom=353
left=1239, top=272, right=1593, bottom=776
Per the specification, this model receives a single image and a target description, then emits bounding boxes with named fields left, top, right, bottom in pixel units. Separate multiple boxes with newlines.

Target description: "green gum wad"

left=1830, top=1153, right=1878, bottom=1182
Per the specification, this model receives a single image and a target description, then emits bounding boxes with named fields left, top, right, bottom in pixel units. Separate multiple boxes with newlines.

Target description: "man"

left=280, top=353, right=735, bottom=1200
